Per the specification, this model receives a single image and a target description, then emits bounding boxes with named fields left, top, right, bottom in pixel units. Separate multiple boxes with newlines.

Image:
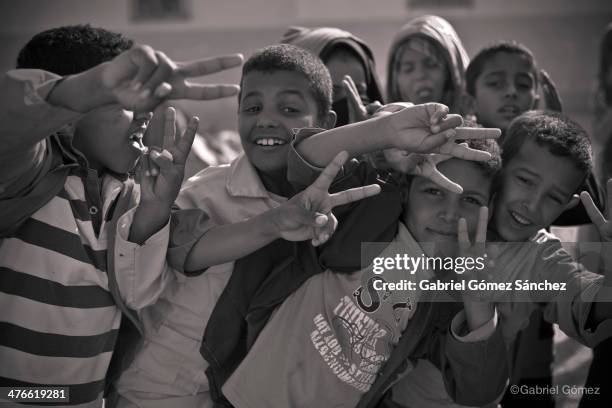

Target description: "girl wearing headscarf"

left=387, top=15, right=469, bottom=114
left=281, top=26, right=384, bottom=127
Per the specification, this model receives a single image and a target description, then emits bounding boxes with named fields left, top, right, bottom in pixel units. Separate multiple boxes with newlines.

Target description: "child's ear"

left=564, top=194, right=580, bottom=211
left=322, top=110, right=337, bottom=129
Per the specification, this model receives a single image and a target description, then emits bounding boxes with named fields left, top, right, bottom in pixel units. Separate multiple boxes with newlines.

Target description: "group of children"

left=0, top=16, right=611, bottom=408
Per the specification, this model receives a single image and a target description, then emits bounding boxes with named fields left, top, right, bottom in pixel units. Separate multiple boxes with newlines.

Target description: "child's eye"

left=517, top=81, right=533, bottom=91
left=424, top=188, right=442, bottom=196
left=463, top=196, right=483, bottom=206
left=486, top=81, right=502, bottom=89
left=548, top=194, right=564, bottom=205
left=400, top=64, right=414, bottom=74
left=282, top=106, right=300, bottom=114
left=242, top=105, right=260, bottom=113
left=516, top=175, right=532, bottom=186
left=424, top=59, right=440, bottom=69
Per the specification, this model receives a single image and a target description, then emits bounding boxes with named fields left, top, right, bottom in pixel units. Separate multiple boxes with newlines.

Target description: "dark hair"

left=501, top=110, right=592, bottom=177
left=17, top=24, right=133, bottom=75
left=466, top=40, right=538, bottom=96
left=240, top=44, right=333, bottom=120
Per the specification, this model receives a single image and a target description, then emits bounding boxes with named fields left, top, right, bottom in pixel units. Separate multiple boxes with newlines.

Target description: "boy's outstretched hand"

left=385, top=141, right=477, bottom=194
left=272, top=151, right=381, bottom=246
left=377, top=102, right=500, bottom=161
left=101, top=45, right=243, bottom=112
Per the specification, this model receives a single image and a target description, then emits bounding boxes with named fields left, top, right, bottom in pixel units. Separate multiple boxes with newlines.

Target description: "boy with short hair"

left=464, top=40, right=539, bottom=132
left=0, top=24, right=249, bottom=405
left=114, top=45, right=499, bottom=407
left=391, top=110, right=612, bottom=408
left=221, top=135, right=508, bottom=408
left=464, top=41, right=604, bottom=406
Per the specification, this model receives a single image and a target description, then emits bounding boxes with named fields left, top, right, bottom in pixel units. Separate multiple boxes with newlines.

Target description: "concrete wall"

left=1, top=0, right=610, bottom=132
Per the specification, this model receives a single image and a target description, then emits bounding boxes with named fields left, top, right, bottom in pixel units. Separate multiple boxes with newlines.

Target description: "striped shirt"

left=0, top=70, right=173, bottom=407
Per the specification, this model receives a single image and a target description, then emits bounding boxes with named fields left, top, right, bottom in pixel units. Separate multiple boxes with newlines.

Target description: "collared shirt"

left=177, top=153, right=286, bottom=223
left=116, top=154, right=286, bottom=407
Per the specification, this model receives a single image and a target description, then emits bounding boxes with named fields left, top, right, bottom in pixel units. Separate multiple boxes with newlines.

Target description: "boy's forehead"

left=480, top=52, right=536, bottom=77
left=241, top=70, right=312, bottom=98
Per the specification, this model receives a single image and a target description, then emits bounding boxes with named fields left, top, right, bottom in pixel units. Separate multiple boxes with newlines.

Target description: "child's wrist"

left=48, top=63, right=115, bottom=112
left=257, top=209, right=284, bottom=241
left=371, top=113, right=398, bottom=150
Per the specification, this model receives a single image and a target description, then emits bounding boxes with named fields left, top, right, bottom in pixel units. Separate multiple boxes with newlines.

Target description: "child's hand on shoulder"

left=270, top=151, right=381, bottom=246
left=100, top=45, right=243, bottom=112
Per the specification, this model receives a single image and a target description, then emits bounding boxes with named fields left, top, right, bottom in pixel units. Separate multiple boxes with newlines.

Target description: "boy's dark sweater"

left=200, top=159, right=403, bottom=405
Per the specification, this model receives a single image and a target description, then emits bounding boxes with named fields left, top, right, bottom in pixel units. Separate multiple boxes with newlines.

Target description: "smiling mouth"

left=509, top=210, right=533, bottom=226
left=254, top=137, right=287, bottom=147
left=129, top=134, right=148, bottom=153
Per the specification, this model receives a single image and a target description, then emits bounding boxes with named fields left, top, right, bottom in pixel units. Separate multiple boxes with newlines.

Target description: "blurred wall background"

left=1, top=0, right=611, bottom=134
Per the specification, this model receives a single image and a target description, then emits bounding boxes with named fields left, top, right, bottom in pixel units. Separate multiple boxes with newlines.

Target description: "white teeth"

left=255, top=138, right=286, bottom=146
left=511, top=211, right=531, bottom=226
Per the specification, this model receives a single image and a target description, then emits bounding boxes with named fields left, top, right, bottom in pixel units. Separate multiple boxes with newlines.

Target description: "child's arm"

left=183, top=151, right=381, bottom=273
left=293, top=103, right=500, bottom=168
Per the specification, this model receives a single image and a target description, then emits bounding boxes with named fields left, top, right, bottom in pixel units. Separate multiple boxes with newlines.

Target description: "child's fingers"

left=181, top=83, right=241, bottom=100
left=428, top=103, right=450, bottom=127
left=127, top=45, right=159, bottom=91
left=312, top=213, right=336, bottom=246
left=419, top=129, right=455, bottom=152
left=177, top=54, right=244, bottom=77
left=444, top=143, right=492, bottom=162
left=422, top=166, right=463, bottom=194
left=475, top=206, right=488, bottom=244
left=431, top=114, right=463, bottom=134
left=366, top=101, right=383, bottom=115
left=140, top=51, right=176, bottom=100
left=142, top=110, right=166, bottom=149
left=149, top=149, right=174, bottom=175
left=580, top=191, right=606, bottom=228
left=172, top=116, right=200, bottom=165
left=457, top=218, right=470, bottom=254
left=343, top=77, right=367, bottom=121
left=454, top=127, right=501, bottom=140
left=328, top=184, right=381, bottom=209
left=163, top=107, right=177, bottom=149
left=309, top=151, right=349, bottom=194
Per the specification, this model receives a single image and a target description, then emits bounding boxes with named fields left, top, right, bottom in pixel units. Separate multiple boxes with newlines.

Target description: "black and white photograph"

left=1, top=0, right=612, bottom=407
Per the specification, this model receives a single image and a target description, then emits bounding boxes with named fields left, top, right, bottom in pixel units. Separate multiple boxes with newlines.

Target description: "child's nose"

left=255, top=116, right=279, bottom=128
left=504, top=83, right=518, bottom=98
left=439, top=203, right=459, bottom=223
